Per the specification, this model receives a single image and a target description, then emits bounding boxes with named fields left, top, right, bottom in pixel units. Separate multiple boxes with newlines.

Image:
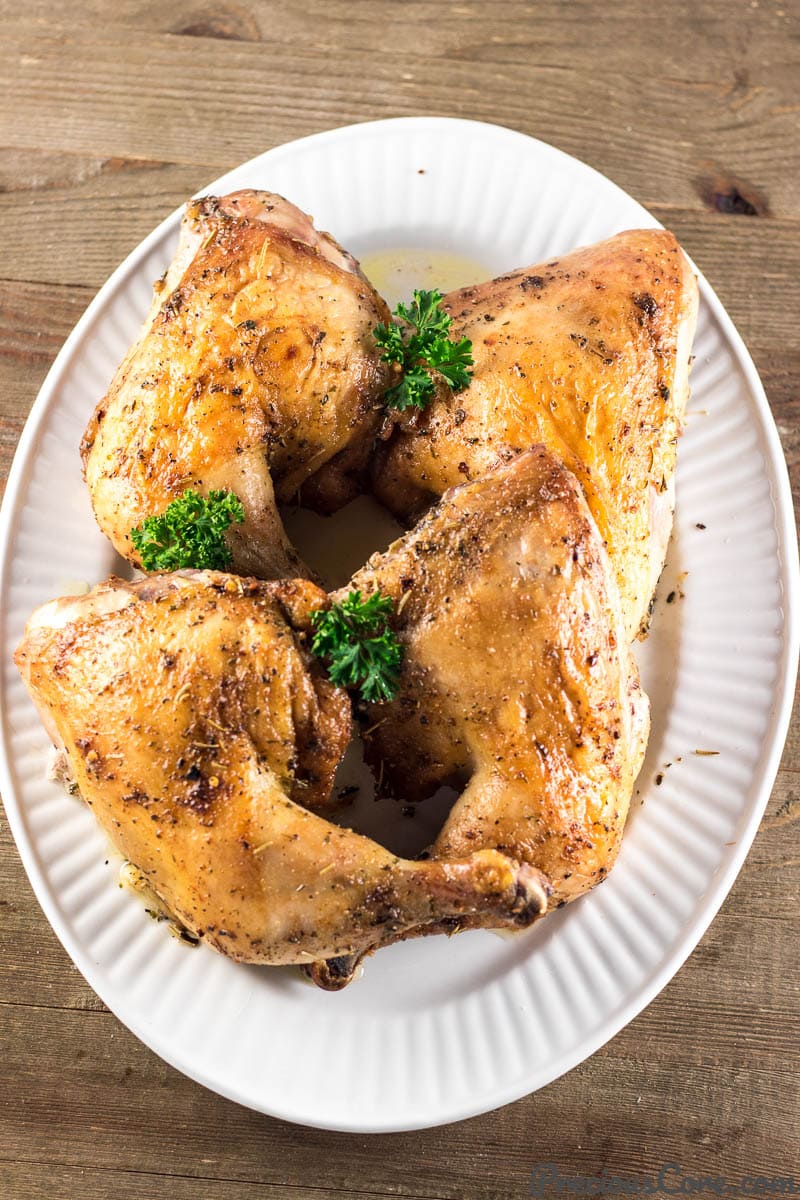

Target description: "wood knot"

left=173, top=10, right=260, bottom=42
left=701, top=174, right=769, bottom=217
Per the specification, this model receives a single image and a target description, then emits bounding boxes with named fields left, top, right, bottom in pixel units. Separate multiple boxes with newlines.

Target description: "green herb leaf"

left=373, top=288, right=474, bottom=412
left=396, top=289, right=452, bottom=340
left=311, top=590, right=403, bottom=704
left=384, top=364, right=436, bottom=412
left=373, top=321, right=406, bottom=365
left=130, top=489, right=245, bottom=572
left=423, top=333, right=475, bottom=392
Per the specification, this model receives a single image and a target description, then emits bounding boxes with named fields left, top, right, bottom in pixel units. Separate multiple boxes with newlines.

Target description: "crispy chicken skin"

left=351, top=447, right=649, bottom=910
left=81, top=190, right=391, bottom=578
left=372, top=229, right=699, bottom=639
left=15, top=571, right=548, bottom=984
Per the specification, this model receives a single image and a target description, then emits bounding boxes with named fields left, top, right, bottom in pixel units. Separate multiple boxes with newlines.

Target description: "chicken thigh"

left=350, top=446, right=649, bottom=910
left=82, top=190, right=391, bottom=578
left=16, top=571, right=549, bottom=985
left=373, top=229, right=698, bottom=638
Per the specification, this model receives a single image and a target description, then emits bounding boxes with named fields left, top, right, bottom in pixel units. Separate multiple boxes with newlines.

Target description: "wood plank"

left=0, top=1160, right=424, bottom=1200
left=0, top=149, right=200, bottom=289
left=0, top=278, right=93, bottom=496
left=0, top=1000, right=796, bottom=1199
left=2, top=0, right=797, bottom=87
left=0, top=14, right=797, bottom=218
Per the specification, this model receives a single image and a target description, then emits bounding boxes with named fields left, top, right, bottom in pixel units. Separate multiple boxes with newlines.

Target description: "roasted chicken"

left=21, top=217, right=692, bottom=992
left=312, top=447, right=649, bottom=984
left=15, top=571, right=549, bottom=983
left=82, top=190, right=391, bottom=578
left=372, top=229, right=698, bottom=638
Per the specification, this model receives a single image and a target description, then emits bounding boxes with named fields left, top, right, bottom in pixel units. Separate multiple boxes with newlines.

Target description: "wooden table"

left=1, top=3, right=798, bottom=1197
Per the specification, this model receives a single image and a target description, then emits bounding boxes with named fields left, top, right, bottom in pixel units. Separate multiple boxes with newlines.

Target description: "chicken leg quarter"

left=350, top=447, right=650, bottom=914
left=373, top=229, right=698, bottom=639
left=15, top=571, right=549, bottom=985
left=82, top=190, right=392, bottom=578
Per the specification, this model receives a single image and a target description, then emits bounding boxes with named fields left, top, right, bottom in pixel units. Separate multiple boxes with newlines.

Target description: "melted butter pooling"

left=361, top=247, right=489, bottom=308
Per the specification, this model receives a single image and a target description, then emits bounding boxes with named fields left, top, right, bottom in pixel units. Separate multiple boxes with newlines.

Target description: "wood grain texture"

left=0, top=1, right=798, bottom=1197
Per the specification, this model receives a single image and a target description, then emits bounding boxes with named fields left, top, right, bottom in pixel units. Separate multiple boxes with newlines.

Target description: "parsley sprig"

left=374, top=289, right=473, bottom=411
left=311, top=590, right=403, bottom=703
left=130, top=489, right=245, bottom=572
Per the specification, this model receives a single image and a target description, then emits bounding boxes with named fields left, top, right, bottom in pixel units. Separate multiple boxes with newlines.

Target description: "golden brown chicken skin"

left=82, top=190, right=392, bottom=578
left=351, top=447, right=649, bottom=911
left=373, top=229, right=698, bottom=639
left=15, top=571, right=549, bottom=986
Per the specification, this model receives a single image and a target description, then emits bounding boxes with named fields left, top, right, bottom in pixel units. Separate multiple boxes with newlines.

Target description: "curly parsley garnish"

left=130, top=489, right=245, bottom=572
left=374, top=288, right=474, bottom=411
left=311, top=590, right=403, bottom=703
